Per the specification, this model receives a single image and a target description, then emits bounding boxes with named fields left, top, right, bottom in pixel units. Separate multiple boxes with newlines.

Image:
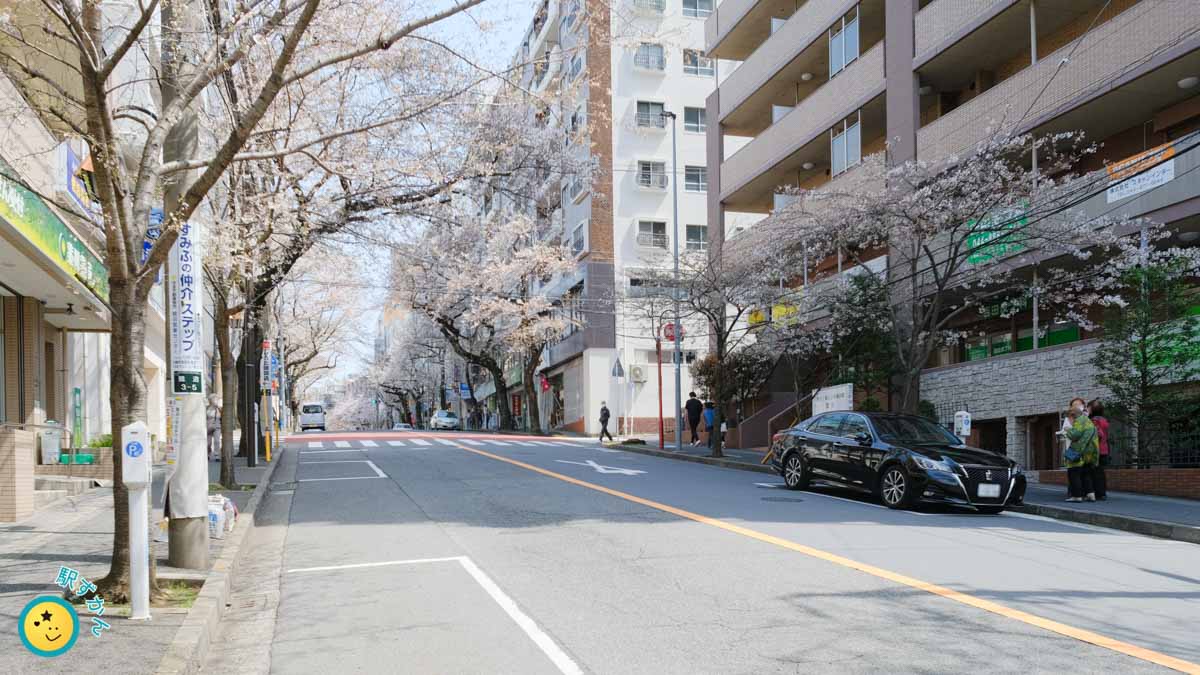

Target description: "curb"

left=1013, top=502, right=1200, bottom=544
left=156, top=453, right=284, bottom=674
left=617, top=443, right=774, bottom=475
left=619, top=443, right=1200, bottom=545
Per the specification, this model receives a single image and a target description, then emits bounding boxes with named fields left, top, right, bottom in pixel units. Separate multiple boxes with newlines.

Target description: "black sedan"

left=770, top=411, right=1026, bottom=513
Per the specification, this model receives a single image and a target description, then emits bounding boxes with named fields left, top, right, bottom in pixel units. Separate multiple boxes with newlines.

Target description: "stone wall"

left=920, top=340, right=1110, bottom=465
left=1037, top=468, right=1200, bottom=500
left=0, top=429, right=34, bottom=521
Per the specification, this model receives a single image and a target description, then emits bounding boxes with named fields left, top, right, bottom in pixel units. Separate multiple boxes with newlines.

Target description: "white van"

left=299, top=403, right=326, bottom=431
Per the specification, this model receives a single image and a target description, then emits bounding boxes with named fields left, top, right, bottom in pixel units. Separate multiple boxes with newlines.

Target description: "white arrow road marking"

left=307, top=441, right=323, bottom=449
left=411, top=439, right=432, bottom=446
left=360, top=440, right=378, bottom=447
left=554, top=459, right=646, bottom=476
left=387, top=440, right=405, bottom=447
left=334, top=441, right=351, bottom=448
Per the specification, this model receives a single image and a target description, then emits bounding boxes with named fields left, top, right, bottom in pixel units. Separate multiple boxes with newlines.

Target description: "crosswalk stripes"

left=488, top=440, right=511, bottom=446
left=460, top=439, right=484, bottom=446
left=307, top=441, right=323, bottom=449
left=412, top=439, right=432, bottom=446
left=511, top=441, right=535, bottom=446
left=530, top=441, right=556, bottom=447
left=361, top=440, right=378, bottom=447
left=435, top=439, right=457, bottom=446
left=334, top=441, right=351, bottom=448
left=386, top=440, right=405, bottom=447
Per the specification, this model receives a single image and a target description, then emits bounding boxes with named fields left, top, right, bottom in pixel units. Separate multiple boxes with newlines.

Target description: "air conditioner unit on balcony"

left=629, top=365, right=648, bottom=382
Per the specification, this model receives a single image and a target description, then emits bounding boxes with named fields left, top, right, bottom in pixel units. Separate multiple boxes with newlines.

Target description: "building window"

left=568, top=53, right=584, bottom=81
left=684, top=106, right=706, bottom=133
left=637, top=161, right=667, bottom=189
left=684, top=166, right=707, bottom=192
left=686, top=224, right=708, bottom=251
left=636, top=101, right=666, bottom=128
left=568, top=103, right=586, bottom=135
left=683, top=0, right=713, bottom=19
left=561, top=0, right=578, bottom=31
left=635, top=43, right=666, bottom=71
left=634, top=0, right=666, bottom=13
left=830, top=111, right=862, bottom=177
left=637, top=220, right=668, bottom=248
left=572, top=221, right=587, bottom=255
left=683, top=49, right=714, bottom=77
left=829, top=6, right=860, bottom=77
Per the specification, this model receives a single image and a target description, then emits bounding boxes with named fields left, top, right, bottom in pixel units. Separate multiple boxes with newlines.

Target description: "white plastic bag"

left=207, top=496, right=227, bottom=539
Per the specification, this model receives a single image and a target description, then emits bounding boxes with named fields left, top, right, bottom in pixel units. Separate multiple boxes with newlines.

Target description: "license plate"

left=977, top=483, right=1001, bottom=498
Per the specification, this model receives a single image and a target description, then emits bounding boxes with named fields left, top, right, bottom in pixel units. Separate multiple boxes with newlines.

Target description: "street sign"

left=459, top=382, right=470, bottom=398
left=555, top=459, right=646, bottom=475
left=173, top=372, right=202, bottom=394
left=662, top=322, right=684, bottom=341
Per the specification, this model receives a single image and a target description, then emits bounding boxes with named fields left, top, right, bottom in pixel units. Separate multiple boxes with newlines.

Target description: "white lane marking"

left=288, top=556, right=464, bottom=573
left=334, top=441, right=351, bottom=448
left=286, top=556, right=581, bottom=675
left=555, top=459, right=646, bottom=476
left=511, top=441, right=536, bottom=447
left=456, top=556, right=584, bottom=675
left=296, top=459, right=387, bottom=481
left=361, top=440, right=378, bottom=447
left=436, top=438, right=457, bottom=446
left=800, top=490, right=933, bottom=516
left=307, top=441, right=323, bottom=449
left=489, top=440, right=511, bottom=446
left=301, top=449, right=364, bottom=455
left=412, top=439, right=432, bottom=446
left=755, top=482, right=786, bottom=489
left=387, top=440, right=406, bottom=447
left=531, top=441, right=557, bottom=447
left=273, top=490, right=295, bottom=495
left=460, top=439, right=484, bottom=446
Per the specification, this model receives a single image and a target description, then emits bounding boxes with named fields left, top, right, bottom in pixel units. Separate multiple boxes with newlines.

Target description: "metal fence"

left=1107, top=423, right=1200, bottom=468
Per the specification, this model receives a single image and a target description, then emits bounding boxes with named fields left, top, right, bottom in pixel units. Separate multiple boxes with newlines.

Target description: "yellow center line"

left=451, top=442, right=1200, bottom=674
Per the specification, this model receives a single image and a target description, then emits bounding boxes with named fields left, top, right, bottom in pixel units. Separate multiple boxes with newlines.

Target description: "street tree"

left=757, top=132, right=1170, bottom=413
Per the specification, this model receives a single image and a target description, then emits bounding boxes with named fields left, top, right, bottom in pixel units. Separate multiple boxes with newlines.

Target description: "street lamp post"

left=664, top=110, right=683, bottom=450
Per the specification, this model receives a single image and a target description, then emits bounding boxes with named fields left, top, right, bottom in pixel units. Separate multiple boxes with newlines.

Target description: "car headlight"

left=913, top=456, right=954, bottom=472
left=1010, top=464, right=1023, bottom=475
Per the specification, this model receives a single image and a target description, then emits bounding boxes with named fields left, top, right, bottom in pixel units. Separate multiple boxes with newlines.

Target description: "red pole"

left=656, top=336, right=664, bottom=449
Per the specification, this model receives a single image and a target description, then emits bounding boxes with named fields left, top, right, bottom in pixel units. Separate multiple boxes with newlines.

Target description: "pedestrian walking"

left=703, top=400, right=715, bottom=449
left=1089, top=399, right=1110, bottom=500
left=206, top=394, right=221, bottom=461
left=1063, top=397, right=1099, bottom=502
left=599, top=401, right=614, bottom=442
left=685, top=392, right=703, bottom=446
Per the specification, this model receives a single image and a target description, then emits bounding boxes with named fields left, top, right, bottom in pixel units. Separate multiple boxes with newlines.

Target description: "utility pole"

left=664, top=110, right=683, bottom=450
left=163, top=0, right=209, bottom=570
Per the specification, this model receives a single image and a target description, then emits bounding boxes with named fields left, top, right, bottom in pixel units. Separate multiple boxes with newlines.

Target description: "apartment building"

left=706, top=0, right=1200, bottom=468
left=485, top=0, right=726, bottom=435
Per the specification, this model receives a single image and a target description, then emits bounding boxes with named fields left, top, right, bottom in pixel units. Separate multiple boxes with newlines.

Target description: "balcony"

left=633, top=0, right=665, bottom=15
left=636, top=172, right=668, bottom=189
left=637, top=232, right=669, bottom=248
left=719, top=41, right=885, bottom=210
left=705, top=0, right=798, bottom=61
left=917, top=1, right=1200, bottom=164
left=914, top=0, right=1015, bottom=66
left=634, top=111, right=668, bottom=129
left=634, top=50, right=667, bottom=72
left=532, top=43, right=562, bottom=93
left=527, top=0, right=560, bottom=66
left=718, top=0, right=882, bottom=131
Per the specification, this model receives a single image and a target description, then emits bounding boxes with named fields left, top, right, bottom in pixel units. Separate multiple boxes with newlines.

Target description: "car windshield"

left=302, top=405, right=323, bottom=414
left=872, top=416, right=961, bottom=446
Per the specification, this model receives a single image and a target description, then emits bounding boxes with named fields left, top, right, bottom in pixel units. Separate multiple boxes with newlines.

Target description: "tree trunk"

left=523, top=346, right=542, bottom=435
left=488, top=365, right=513, bottom=430
left=214, top=292, right=238, bottom=488
left=236, top=297, right=268, bottom=457
left=711, top=330, right=726, bottom=458
left=97, top=280, right=159, bottom=602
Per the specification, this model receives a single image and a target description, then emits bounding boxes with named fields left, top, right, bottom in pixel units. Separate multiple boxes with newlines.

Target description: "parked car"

left=770, top=411, right=1026, bottom=513
left=299, top=403, right=326, bottom=431
left=392, top=423, right=414, bottom=431
left=429, top=410, right=460, bottom=431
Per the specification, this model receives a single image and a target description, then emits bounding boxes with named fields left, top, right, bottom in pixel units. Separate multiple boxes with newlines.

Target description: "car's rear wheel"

left=783, top=453, right=809, bottom=490
left=879, top=465, right=914, bottom=509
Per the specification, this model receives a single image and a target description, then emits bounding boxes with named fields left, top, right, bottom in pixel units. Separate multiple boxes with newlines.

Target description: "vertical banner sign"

left=260, top=340, right=272, bottom=393
left=72, top=387, right=82, bottom=445
left=169, top=222, right=204, bottom=394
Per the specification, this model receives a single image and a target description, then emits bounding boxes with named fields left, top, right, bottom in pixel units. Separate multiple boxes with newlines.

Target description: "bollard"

left=121, top=421, right=152, bottom=621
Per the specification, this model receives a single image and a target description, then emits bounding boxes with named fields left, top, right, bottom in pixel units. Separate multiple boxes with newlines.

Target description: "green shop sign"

left=0, top=157, right=108, bottom=301
left=966, top=206, right=1028, bottom=265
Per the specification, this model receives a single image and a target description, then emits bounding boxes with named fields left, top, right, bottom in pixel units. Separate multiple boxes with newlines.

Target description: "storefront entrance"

left=1029, top=413, right=1063, bottom=471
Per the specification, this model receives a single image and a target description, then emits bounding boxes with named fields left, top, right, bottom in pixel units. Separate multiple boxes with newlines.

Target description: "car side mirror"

left=854, top=432, right=873, bottom=446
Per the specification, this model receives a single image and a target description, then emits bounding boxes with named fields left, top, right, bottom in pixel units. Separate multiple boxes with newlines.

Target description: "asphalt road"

left=245, top=430, right=1200, bottom=674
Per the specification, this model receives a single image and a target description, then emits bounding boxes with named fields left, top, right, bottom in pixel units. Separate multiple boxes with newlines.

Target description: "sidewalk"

left=0, top=455, right=273, bottom=673
left=608, top=437, right=1200, bottom=543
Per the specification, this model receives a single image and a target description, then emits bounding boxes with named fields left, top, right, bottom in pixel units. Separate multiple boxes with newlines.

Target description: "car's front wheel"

left=879, top=465, right=914, bottom=509
left=783, top=453, right=809, bottom=490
